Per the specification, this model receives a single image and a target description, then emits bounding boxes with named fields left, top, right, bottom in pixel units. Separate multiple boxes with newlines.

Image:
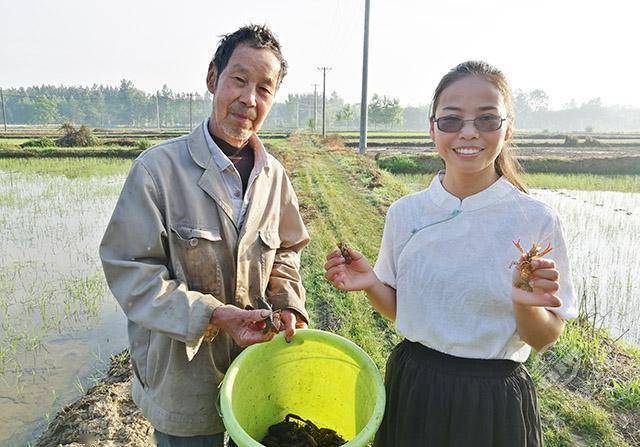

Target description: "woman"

left=324, top=61, right=577, bottom=446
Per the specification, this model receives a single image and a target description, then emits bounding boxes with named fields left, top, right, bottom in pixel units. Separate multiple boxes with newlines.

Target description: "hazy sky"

left=1, top=0, right=637, bottom=109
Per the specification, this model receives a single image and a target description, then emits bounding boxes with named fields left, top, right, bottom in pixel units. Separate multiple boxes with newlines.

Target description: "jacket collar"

left=187, top=121, right=212, bottom=169
left=186, top=120, right=272, bottom=232
left=201, top=118, right=272, bottom=174
left=186, top=122, right=235, bottom=225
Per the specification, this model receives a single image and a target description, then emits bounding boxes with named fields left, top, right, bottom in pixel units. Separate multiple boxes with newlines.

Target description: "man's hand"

left=210, top=305, right=276, bottom=348
left=279, top=309, right=307, bottom=343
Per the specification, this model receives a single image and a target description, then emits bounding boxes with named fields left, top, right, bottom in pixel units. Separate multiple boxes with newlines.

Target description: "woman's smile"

left=452, top=146, right=484, bottom=157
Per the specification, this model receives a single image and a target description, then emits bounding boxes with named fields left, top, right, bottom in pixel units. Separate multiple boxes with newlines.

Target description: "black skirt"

left=374, top=339, right=543, bottom=447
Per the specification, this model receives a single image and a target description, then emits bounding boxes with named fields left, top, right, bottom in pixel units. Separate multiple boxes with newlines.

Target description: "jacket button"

left=189, top=238, right=198, bottom=247
left=234, top=190, right=241, bottom=198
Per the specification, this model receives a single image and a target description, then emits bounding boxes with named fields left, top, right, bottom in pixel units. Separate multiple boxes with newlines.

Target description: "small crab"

left=510, top=240, right=553, bottom=292
left=337, top=241, right=352, bottom=264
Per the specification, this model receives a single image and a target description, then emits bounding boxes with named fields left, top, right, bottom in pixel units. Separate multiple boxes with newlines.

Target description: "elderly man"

left=100, top=25, right=309, bottom=446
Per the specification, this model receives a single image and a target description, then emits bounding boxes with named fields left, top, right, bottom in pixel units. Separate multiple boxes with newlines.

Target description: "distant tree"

left=369, top=94, right=402, bottom=129
left=335, top=105, right=354, bottom=125
left=31, top=97, right=59, bottom=124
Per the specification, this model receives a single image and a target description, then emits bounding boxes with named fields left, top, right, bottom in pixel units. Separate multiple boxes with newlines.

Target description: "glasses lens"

left=475, top=115, right=502, bottom=132
left=437, top=117, right=463, bottom=133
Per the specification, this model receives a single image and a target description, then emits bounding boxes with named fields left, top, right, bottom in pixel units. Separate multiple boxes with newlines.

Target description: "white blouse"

left=374, top=174, right=577, bottom=362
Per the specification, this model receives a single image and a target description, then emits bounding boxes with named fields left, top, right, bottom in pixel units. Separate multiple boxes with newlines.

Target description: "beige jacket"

left=99, top=123, right=309, bottom=436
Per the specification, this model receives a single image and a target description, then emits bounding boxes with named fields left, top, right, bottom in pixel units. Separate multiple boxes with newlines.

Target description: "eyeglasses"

left=433, top=115, right=507, bottom=133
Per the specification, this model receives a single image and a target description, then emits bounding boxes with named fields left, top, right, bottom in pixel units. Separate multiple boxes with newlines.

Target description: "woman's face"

left=429, top=75, right=512, bottom=180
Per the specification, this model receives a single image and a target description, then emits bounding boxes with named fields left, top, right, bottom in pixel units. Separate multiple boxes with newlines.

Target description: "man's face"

left=207, top=44, right=280, bottom=147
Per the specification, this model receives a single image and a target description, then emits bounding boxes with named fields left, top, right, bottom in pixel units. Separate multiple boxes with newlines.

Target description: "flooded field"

left=0, top=166, right=130, bottom=446
left=397, top=173, right=640, bottom=346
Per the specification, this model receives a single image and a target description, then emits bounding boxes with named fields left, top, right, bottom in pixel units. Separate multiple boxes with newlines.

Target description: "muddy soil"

left=34, top=350, right=155, bottom=447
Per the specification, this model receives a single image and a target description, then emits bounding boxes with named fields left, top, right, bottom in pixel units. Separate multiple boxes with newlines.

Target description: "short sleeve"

left=542, top=213, right=578, bottom=320
left=373, top=208, right=397, bottom=288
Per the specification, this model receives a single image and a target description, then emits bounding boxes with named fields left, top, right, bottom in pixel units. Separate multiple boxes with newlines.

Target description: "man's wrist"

left=210, top=305, right=229, bottom=327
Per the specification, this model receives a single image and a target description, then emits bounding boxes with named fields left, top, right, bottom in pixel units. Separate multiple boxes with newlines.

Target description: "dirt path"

left=34, top=350, right=155, bottom=447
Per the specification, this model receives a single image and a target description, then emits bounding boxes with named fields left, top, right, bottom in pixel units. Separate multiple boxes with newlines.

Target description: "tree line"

left=2, top=81, right=640, bottom=132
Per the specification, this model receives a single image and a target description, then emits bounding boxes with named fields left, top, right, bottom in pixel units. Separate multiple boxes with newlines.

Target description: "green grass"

left=523, top=173, right=640, bottom=192
left=269, top=138, right=406, bottom=369
left=605, top=378, right=640, bottom=412
left=538, top=386, right=629, bottom=447
left=0, top=157, right=132, bottom=178
left=377, top=154, right=640, bottom=193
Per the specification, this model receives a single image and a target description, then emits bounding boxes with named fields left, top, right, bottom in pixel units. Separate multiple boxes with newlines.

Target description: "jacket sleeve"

left=99, top=160, right=225, bottom=344
left=267, top=173, right=310, bottom=323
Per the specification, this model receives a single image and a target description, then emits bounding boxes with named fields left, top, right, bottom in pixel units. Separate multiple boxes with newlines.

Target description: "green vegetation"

left=269, top=134, right=407, bottom=368
left=524, top=173, right=640, bottom=192
left=0, top=157, right=132, bottom=178
left=375, top=152, right=640, bottom=192
left=136, top=139, right=153, bottom=150
left=20, top=137, right=57, bottom=148
left=539, top=386, right=628, bottom=447
left=56, top=123, right=100, bottom=147
left=606, top=378, right=640, bottom=412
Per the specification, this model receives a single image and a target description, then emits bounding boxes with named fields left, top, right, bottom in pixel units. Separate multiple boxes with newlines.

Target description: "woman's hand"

left=323, top=246, right=378, bottom=291
left=511, top=257, right=562, bottom=308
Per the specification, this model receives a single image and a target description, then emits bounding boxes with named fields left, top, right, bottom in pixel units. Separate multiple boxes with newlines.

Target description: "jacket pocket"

left=170, top=225, right=223, bottom=296
left=259, top=229, right=281, bottom=283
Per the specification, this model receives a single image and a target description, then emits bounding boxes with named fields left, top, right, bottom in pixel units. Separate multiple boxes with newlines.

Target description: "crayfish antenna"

left=512, top=239, right=526, bottom=254
left=538, top=243, right=553, bottom=257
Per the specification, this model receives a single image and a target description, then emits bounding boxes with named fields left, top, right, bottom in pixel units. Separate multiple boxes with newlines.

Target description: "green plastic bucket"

left=219, top=329, right=385, bottom=446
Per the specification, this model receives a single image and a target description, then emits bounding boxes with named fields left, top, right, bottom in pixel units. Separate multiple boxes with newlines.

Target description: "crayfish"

left=337, top=241, right=352, bottom=264
left=510, top=240, right=553, bottom=292
left=261, top=413, right=347, bottom=447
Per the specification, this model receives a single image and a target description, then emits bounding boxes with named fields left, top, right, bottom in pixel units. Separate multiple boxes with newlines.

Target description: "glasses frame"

left=433, top=115, right=508, bottom=133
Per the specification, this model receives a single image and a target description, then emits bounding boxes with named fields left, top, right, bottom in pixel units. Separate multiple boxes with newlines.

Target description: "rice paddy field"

left=0, top=131, right=639, bottom=446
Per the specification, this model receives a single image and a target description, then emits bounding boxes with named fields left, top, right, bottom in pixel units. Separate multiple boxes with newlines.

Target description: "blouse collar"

left=426, top=171, right=516, bottom=212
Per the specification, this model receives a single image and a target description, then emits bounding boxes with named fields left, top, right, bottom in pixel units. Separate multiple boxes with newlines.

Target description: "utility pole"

left=312, top=84, right=319, bottom=131
left=295, top=96, right=300, bottom=129
left=359, top=0, right=371, bottom=155
left=317, top=67, right=331, bottom=137
left=189, top=93, right=193, bottom=131
left=155, top=91, right=161, bottom=130
left=0, top=88, right=7, bottom=132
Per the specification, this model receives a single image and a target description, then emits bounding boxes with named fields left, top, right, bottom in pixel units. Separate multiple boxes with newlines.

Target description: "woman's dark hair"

left=430, top=61, right=527, bottom=193
left=212, top=24, right=287, bottom=87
